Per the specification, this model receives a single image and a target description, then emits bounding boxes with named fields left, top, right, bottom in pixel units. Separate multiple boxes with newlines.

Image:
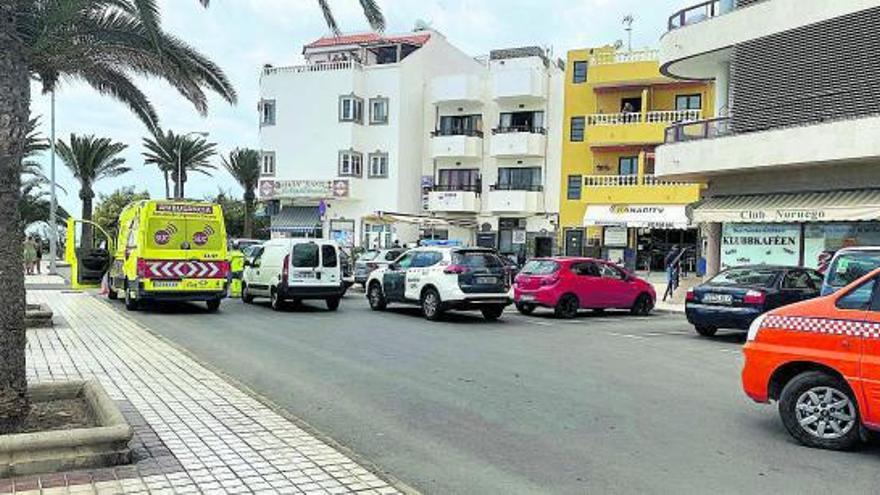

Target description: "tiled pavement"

left=3, top=291, right=403, bottom=495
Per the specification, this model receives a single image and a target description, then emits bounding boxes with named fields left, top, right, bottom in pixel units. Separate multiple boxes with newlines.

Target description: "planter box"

left=0, top=381, right=133, bottom=478
left=25, top=303, right=53, bottom=328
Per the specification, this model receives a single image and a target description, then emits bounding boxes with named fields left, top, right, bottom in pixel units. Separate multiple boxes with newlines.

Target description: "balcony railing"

left=490, top=184, right=544, bottom=192
left=491, top=126, right=547, bottom=135
left=664, top=117, right=731, bottom=144
left=586, top=109, right=702, bottom=126
left=584, top=174, right=699, bottom=187
left=262, top=60, right=362, bottom=75
left=430, top=129, right=485, bottom=138
left=431, top=184, right=482, bottom=193
left=589, top=49, right=660, bottom=65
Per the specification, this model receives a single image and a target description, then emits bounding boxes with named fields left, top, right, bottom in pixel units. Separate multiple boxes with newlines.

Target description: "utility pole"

left=622, top=15, right=634, bottom=53
left=48, top=89, right=58, bottom=275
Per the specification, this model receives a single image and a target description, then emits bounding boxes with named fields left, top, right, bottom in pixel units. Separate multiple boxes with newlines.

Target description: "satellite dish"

left=613, top=40, right=624, bottom=50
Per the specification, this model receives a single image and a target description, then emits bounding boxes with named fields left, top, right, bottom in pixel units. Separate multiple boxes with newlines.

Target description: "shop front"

left=583, top=203, right=696, bottom=271
left=694, top=189, right=880, bottom=274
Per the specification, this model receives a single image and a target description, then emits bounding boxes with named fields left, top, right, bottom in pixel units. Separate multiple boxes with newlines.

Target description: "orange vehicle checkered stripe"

left=762, top=315, right=880, bottom=338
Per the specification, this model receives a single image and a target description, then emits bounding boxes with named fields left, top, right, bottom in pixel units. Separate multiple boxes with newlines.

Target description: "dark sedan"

left=685, top=265, right=823, bottom=337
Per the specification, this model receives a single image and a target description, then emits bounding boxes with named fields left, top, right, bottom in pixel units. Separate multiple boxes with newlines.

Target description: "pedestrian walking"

left=23, top=236, right=37, bottom=275
left=34, top=235, right=43, bottom=274
left=662, top=245, right=680, bottom=302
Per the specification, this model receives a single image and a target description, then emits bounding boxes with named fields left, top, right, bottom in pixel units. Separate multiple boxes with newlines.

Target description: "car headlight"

left=747, top=314, right=767, bottom=342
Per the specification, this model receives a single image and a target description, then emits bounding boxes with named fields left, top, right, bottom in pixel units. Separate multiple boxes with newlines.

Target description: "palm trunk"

left=80, top=188, right=94, bottom=249
left=163, top=169, right=170, bottom=199
left=0, top=3, right=32, bottom=433
left=243, top=191, right=254, bottom=238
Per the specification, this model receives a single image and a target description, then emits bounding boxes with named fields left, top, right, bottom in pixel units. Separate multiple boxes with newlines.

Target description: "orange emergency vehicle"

left=742, top=267, right=880, bottom=450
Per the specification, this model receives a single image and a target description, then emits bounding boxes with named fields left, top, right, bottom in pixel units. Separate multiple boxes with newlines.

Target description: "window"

left=261, top=151, right=276, bottom=176
left=599, top=263, right=625, bottom=280
left=572, top=61, right=588, bottom=83
left=570, top=117, right=585, bottom=142
left=826, top=251, right=880, bottom=289
left=321, top=244, right=338, bottom=268
left=675, top=94, right=702, bottom=111
left=384, top=249, right=405, bottom=261
left=369, top=97, right=388, bottom=125
left=567, top=175, right=582, bottom=200
left=437, top=169, right=480, bottom=191
left=498, top=111, right=545, bottom=133
left=571, top=262, right=599, bottom=277
left=836, top=279, right=876, bottom=311
left=411, top=251, right=442, bottom=268
left=437, top=115, right=483, bottom=136
left=618, top=156, right=638, bottom=176
left=453, top=251, right=502, bottom=268
left=368, top=152, right=388, bottom=178
left=710, top=268, right=780, bottom=287
left=394, top=252, right=415, bottom=270
left=339, top=95, right=363, bottom=123
left=782, top=270, right=814, bottom=290
left=497, top=167, right=542, bottom=190
left=620, top=97, right=642, bottom=113
left=292, top=243, right=319, bottom=268
left=338, top=150, right=363, bottom=177
left=259, top=99, right=276, bottom=126
left=521, top=260, right=560, bottom=275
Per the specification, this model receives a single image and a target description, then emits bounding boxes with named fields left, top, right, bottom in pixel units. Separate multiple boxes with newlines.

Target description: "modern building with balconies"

left=558, top=45, right=712, bottom=271
left=259, top=29, right=485, bottom=248
left=656, top=0, right=880, bottom=276
left=423, top=47, right=564, bottom=261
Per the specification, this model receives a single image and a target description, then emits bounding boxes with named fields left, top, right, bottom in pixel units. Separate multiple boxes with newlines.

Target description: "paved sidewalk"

left=3, top=291, right=402, bottom=495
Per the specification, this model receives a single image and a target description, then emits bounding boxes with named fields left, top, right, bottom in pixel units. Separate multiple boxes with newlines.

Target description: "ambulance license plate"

left=153, top=280, right=180, bottom=288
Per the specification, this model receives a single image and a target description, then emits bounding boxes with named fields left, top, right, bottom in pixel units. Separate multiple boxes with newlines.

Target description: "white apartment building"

left=656, top=0, right=880, bottom=276
left=258, top=30, right=484, bottom=248
left=423, top=47, right=564, bottom=261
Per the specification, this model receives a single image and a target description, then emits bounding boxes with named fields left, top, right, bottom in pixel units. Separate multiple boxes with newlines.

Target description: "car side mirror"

left=389, top=263, right=398, bottom=271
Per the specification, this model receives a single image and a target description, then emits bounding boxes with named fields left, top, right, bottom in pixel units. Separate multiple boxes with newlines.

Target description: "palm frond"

left=70, top=64, right=160, bottom=132
left=359, top=0, right=385, bottom=32
left=221, top=148, right=261, bottom=193
left=317, top=0, right=339, bottom=35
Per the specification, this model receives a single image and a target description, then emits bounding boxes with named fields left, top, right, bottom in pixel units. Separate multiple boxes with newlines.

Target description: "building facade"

left=422, top=47, right=564, bottom=262
left=559, top=46, right=712, bottom=271
left=258, top=30, right=482, bottom=248
left=657, top=0, right=880, bottom=276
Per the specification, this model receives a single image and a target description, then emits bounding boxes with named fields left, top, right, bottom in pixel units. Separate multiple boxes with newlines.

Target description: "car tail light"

left=444, top=264, right=469, bottom=275
left=540, top=274, right=559, bottom=286
left=743, top=290, right=766, bottom=305
left=136, top=258, right=149, bottom=278
left=281, top=254, right=290, bottom=281
left=686, top=288, right=695, bottom=302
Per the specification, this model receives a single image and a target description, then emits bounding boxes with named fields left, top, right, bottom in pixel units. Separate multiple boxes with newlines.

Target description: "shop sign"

left=721, top=223, right=800, bottom=268
left=604, top=226, right=628, bottom=247
left=739, top=209, right=827, bottom=222
left=512, top=230, right=527, bottom=245
left=259, top=179, right=350, bottom=200
left=584, top=204, right=690, bottom=229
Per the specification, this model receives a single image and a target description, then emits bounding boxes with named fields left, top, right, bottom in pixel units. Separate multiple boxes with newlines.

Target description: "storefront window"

left=720, top=223, right=800, bottom=269
left=803, top=222, right=880, bottom=269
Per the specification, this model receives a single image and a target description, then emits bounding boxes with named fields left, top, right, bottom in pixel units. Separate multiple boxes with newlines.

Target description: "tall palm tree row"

left=222, top=149, right=261, bottom=238
left=56, top=134, right=130, bottom=248
left=142, top=130, right=218, bottom=199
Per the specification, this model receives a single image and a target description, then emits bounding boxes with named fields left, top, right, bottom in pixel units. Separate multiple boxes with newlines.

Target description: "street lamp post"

left=176, top=131, right=209, bottom=199
left=48, top=89, right=58, bottom=275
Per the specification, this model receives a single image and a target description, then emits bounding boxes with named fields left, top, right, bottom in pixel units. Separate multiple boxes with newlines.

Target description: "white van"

left=241, top=238, right=346, bottom=311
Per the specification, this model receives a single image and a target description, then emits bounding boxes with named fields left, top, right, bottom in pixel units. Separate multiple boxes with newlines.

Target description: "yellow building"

left=559, top=46, right=712, bottom=271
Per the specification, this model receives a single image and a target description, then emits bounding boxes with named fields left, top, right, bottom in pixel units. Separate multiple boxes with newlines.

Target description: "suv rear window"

left=453, top=251, right=502, bottom=268
left=710, top=267, right=779, bottom=287
left=521, top=260, right=559, bottom=275
left=827, top=251, right=880, bottom=288
left=292, top=243, right=319, bottom=268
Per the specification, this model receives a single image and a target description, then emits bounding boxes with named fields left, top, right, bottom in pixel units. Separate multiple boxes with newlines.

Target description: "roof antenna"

left=622, top=14, right=634, bottom=53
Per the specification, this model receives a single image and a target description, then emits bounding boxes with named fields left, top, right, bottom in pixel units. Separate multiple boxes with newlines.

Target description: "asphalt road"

left=99, top=291, right=880, bottom=495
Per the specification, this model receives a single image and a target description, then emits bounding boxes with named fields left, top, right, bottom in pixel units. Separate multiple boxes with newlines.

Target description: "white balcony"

left=489, top=130, right=546, bottom=157
left=487, top=188, right=545, bottom=213
left=491, top=68, right=547, bottom=102
left=427, top=190, right=481, bottom=213
left=430, top=74, right=483, bottom=104
left=430, top=133, right=484, bottom=159
left=262, top=60, right=362, bottom=76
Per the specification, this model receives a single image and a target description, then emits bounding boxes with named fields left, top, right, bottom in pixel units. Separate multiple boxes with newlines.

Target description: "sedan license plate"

left=519, top=294, right=535, bottom=302
left=476, top=276, right=497, bottom=285
left=703, top=293, right=733, bottom=305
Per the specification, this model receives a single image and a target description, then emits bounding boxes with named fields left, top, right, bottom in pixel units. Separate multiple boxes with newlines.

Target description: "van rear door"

left=290, top=242, right=320, bottom=284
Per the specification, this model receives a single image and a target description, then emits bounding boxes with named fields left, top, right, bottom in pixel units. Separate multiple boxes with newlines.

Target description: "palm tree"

left=318, top=0, right=386, bottom=35
left=56, top=134, right=129, bottom=249
left=222, top=149, right=261, bottom=238
left=142, top=130, right=217, bottom=199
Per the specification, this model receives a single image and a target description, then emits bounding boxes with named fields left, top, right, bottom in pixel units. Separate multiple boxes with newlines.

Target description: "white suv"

left=365, top=247, right=512, bottom=321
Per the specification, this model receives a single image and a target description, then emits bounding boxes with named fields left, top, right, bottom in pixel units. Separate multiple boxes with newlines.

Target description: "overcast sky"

left=29, top=0, right=689, bottom=217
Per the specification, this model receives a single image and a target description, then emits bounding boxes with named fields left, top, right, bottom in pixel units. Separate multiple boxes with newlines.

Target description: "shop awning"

left=583, top=204, right=691, bottom=229
left=271, top=206, right=321, bottom=233
left=692, top=189, right=880, bottom=223
left=363, top=211, right=478, bottom=228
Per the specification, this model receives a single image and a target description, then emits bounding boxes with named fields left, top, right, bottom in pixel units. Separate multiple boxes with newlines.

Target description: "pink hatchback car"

left=513, top=257, right=656, bottom=318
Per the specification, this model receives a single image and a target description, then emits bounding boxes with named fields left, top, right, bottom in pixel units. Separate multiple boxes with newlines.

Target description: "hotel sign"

left=259, top=179, right=350, bottom=200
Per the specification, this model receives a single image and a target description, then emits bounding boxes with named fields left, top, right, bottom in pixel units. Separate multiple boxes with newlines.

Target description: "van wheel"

left=779, top=371, right=861, bottom=451
left=631, top=294, right=653, bottom=316
left=124, top=284, right=139, bottom=311
left=421, top=288, right=444, bottom=321
left=368, top=283, right=386, bottom=311
left=516, top=302, right=535, bottom=315
left=326, top=297, right=340, bottom=311
left=554, top=294, right=579, bottom=319
left=270, top=288, right=285, bottom=311
left=481, top=305, right=505, bottom=321
left=206, top=299, right=221, bottom=312
left=694, top=325, right=717, bottom=337
left=241, top=283, right=254, bottom=304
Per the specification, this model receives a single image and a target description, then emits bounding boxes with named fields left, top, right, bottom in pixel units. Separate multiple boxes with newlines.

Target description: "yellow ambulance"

left=108, top=200, right=230, bottom=311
